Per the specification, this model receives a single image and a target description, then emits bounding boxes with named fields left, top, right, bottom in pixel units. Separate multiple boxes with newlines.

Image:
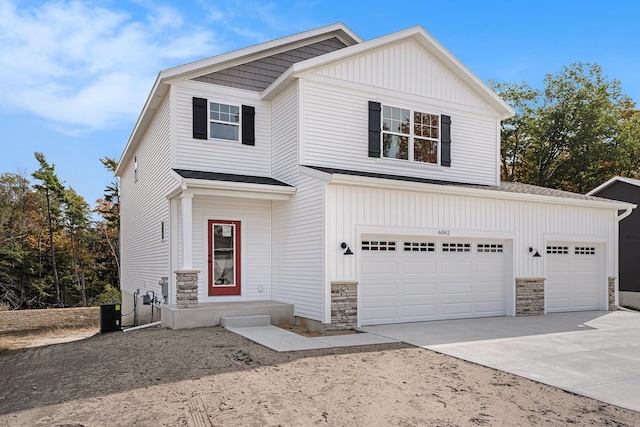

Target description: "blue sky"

left=1, top=0, right=638, bottom=207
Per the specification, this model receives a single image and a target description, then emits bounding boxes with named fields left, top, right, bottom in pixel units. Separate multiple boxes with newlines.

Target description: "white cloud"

left=0, top=0, right=218, bottom=133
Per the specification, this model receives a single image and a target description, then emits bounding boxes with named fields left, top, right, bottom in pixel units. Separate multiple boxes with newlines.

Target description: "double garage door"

left=361, top=236, right=508, bottom=326
left=545, top=243, right=603, bottom=312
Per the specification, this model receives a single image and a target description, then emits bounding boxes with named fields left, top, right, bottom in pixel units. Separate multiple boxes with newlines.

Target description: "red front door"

left=208, top=220, right=241, bottom=296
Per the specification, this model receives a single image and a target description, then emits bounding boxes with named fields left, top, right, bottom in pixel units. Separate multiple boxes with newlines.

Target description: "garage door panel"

left=442, top=262, right=473, bottom=274
left=361, top=284, right=398, bottom=297
left=547, top=262, right=571, bottom=273
left=364, top=261, right=398, bottom=274
left=361, top=237, right=507, bottom=325
left=477, top=262, right=505, bottom=274
left=361, top=306, right=398, bottom=323
left=402, top=283, right=437, bottom=296
left=546, top=243, right=603, bottom=313
left=402, top=304, right=437, bottom=319
left=403, top=261, right=437, bottom=274
left=441, top=302, right=473, bottom=316
left=441, top=282, right=473, bottom=294
left=477, top=300, right=506, bottom=314
left=476, top=281, right=504, bottom=293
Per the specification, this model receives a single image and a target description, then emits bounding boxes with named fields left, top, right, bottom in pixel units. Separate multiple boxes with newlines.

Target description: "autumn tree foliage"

left=0, top=154, right=120, bottom=309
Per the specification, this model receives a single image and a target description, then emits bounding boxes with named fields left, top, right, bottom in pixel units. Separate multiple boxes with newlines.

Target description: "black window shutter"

left=192, top=97, right=207, bottom=139
left=242, top=105, right=255, bottom=146
left=368, top=101, right=381, bottom=158
left=441, top=114, right=451, bottom=167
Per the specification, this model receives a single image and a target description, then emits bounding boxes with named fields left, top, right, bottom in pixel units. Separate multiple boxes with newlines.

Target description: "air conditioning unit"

left=100, top=302, right=122, bottom=333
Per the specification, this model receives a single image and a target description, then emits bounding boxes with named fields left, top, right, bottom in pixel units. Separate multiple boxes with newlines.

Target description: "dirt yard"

left=1, top=309, right=639, bottom=426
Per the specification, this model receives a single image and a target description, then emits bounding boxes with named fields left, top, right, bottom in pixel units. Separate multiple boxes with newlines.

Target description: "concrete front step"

left=221, top=315, right=271, bottom=328
left=160, top=300, right=294, bottom=330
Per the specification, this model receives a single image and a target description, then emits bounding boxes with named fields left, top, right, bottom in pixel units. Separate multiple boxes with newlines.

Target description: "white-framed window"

left=382, top=105, right=439, bottom=164
left=134, top=155, right=138, bottom=182
left=210, top=102, right=240, bottom=141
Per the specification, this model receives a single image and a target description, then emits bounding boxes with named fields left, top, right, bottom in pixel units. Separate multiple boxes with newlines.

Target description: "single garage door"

left=360, top=237, right=508, bottom=326
left=545, top=243, right=604, bottom=312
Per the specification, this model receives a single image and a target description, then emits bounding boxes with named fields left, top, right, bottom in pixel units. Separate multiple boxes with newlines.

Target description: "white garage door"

left=545, top=243, right=604, bottom=312
left=360, top=237, right=508, bottom=326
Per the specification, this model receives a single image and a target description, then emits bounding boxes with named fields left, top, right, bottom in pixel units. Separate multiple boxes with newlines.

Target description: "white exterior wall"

left=270, top=82, right=326, bottom=321
left=325, top=184, right=617, bottom=321
left=174, top=80, right=271, bottom=176
left=120, top=95, right=174, bottom=306
left=180, top=196, right=273, bottom=302
left=299, top=38, right=501, bottom=186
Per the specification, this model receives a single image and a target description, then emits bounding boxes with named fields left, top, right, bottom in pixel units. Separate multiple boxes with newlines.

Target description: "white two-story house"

left=115, top=23, right=633, bottom=330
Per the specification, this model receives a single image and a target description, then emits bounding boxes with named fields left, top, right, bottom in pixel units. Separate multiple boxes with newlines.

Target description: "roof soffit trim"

left=160, top=23, right=362, bottom=84
left=327, top=173, right=635, bottom=210
left=587, top=176, right=640, bottom=195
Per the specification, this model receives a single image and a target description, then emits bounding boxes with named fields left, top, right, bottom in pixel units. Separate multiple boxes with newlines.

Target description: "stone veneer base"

left=516, top=278, right=545, bottom=316
left=327, top=281, right=358, bottom=331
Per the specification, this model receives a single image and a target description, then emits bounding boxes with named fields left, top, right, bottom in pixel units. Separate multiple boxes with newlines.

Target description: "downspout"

left=615, top=205, right=636, bottom=308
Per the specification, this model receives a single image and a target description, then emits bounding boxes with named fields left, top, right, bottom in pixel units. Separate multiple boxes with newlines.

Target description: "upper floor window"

left=382, top=105, right=439, bottom=164
left=210, top=103, right=240, bottom=141
left=193, top=97, right=255, bottom=146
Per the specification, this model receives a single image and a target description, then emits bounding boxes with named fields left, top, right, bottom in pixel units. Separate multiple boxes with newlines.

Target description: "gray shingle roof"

left=173, top=169, right=292, bottom=187
left=304, top=166, right=612, bottom=202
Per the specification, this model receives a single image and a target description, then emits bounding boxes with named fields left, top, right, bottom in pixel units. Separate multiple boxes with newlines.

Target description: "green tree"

left=95, top=157, right=120, bottom=289
left=490, top=80, right=540, bottom=182
left=32, top=152, right=67, bottom=306
left=494, top=63, right=635, bottom=192
left=64, top=188, right=91, bottom=306
left=0, top=172, right=42, bottom=308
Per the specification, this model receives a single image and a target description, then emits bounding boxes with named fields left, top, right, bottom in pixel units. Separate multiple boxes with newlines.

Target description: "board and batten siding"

left=179, top=196, right=273, bottom=302
left=270, top=82, right=326, bottom=321
left=120, top=95, right=174, bottom=305
left=326, top=184, right=616, bottom=292
left=174, top=80, right=271, bottom=176
left=300, top=78, right=500, bottom=186
left=312, top=39, right=487, bottom=109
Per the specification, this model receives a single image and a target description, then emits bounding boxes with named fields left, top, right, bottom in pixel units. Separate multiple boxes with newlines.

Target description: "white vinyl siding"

left=326, top=185, right=616, bottom=313
left=175, top=80, right=270, bottom=176
left=185, top=196, right=272, bottom=302
left=300, top=79, right=499, bottom=186
left=120, top=95, right=175, bottom=306
left=271, top=82, right=325, bottom=321
left=312, top=39, right=487, bottom=108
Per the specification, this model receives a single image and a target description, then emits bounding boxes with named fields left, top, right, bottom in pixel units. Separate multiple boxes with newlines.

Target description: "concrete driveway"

left=361, top=310, right=640, bottom=412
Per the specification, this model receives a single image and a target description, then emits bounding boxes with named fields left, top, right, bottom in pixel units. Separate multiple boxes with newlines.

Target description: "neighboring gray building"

left=588, top=177, right=640, bottom=308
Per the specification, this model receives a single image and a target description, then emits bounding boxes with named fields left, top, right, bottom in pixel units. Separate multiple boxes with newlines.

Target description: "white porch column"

left=180, top=192, right=194, bottom=270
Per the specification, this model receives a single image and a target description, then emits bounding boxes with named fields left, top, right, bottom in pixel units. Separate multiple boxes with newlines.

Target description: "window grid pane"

left=362, top=241, right=397, bottom=251
left=547, top=246, right=569, bottom=254
left=209, top=102, right=240, bottom=140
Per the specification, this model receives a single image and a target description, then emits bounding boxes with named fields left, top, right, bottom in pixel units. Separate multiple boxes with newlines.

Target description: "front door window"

left=208, top=220, right=241, bottom=296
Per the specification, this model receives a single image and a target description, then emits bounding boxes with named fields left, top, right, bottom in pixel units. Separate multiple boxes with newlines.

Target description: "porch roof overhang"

left=168, top=169, right=296, bottom=200
left=301, top=165, right=636, bottom=211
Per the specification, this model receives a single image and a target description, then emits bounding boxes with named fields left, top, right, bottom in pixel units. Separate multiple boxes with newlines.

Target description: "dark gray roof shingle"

left=304, top=166, right=612, bottom=202
left=174, top=169, right=292, bottom=187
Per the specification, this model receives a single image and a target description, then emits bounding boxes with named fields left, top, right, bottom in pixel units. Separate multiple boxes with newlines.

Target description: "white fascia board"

left=587, top=176, right=640, bottom=195
left=328, top=173, right=635, bottom=211
left=160, top=23, right=361, bottom=84
left=115, top=76, right=169, bottom=176
left=263, top=26, right=515, bottom=119
left=167, top=173, right=296, bottom=201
